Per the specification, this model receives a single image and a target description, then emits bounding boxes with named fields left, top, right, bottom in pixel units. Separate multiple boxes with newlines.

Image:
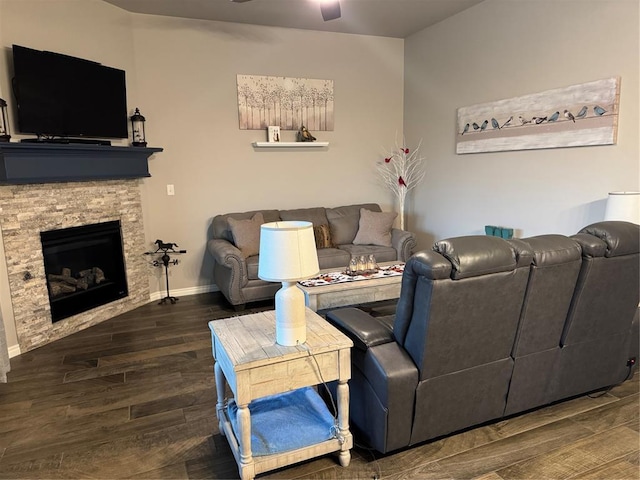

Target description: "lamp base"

left=275, top=281, right=306, bottom=346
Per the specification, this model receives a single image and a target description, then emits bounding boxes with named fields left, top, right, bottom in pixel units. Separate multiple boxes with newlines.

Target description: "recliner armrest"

left=326, top=307, right=394, bottom=351
left=363, top=341, right=419, bottom=451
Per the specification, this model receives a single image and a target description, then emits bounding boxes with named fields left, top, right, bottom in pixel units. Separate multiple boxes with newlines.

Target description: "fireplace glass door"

left=41, top=220, right=129, bottom=322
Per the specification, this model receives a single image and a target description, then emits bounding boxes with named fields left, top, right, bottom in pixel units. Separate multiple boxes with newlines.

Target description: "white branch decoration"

left=376, top=137, right=425, bottom=230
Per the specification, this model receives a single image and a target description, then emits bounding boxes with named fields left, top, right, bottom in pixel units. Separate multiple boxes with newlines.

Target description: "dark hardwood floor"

left=0, top=293, right=637, bottom=479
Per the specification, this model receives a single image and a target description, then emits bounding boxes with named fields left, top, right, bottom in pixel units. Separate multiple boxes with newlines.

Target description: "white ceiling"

left=102, top=0, right=484, bottom=39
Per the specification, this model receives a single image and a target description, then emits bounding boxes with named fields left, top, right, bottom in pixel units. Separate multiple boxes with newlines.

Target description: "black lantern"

left=0, top=98, right=10, bottom=142
left=130, top=107, right=147, bottom=147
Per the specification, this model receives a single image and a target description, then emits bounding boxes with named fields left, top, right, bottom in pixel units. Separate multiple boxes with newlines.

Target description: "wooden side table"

left=209, top=308, right=353, bottom=480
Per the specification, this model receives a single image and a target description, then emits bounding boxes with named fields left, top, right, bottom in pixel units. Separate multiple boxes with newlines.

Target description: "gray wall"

left=130, top=14, right=404, bottom=295
left=404, top=0, right=639, bottom=247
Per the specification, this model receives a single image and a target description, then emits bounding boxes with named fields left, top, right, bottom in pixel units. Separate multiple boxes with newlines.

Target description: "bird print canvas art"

left=456, top=77, right=620, bottom=154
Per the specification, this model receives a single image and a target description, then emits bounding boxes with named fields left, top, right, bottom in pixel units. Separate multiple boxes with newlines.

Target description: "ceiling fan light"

left=320, top=0, right=341, bottom=21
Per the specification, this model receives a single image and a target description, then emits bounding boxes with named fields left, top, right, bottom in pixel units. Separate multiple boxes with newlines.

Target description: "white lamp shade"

left=258, top=221, right=319, bottom=282
left=604, top=192, right=640, bottom=224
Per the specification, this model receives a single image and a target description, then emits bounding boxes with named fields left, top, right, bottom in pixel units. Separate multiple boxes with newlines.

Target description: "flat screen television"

left=11, top=44, right=128, bottom=140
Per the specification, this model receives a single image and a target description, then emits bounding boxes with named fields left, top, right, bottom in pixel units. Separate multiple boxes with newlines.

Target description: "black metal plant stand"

left=145, top=240, right=186, bottom=305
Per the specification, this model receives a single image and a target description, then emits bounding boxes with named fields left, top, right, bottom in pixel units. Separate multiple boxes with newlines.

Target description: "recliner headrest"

left=579, top=221, right=640, bottom=257
left=521, top=235, right=582, bottom=266
left=433, top=235, right=519, bottom=280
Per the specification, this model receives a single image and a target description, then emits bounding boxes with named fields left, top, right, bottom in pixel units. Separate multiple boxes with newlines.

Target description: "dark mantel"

left=0, top=142, right=163, bottom=184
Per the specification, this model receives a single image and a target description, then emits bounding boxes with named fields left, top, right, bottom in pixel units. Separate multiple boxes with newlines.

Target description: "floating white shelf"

left=252, top=141, right=329, bottom=148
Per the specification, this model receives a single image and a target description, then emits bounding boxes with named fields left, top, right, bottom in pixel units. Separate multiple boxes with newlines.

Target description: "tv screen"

left=12, top=44, right=128, bottom=139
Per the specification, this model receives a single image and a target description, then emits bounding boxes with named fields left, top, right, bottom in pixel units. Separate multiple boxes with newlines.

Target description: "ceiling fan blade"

left=321, top=1, right=341, bottom=21
left=230, top=0, right=252, bottom=3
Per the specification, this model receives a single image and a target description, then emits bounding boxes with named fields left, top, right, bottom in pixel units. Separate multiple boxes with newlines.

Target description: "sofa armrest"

left=326, top=307, right=394, bottom=351
left=208, top=238, right=245, bottom=268
left=391, top=228, right=417, bottom=262
left=208, top=238, right=249, bottom=304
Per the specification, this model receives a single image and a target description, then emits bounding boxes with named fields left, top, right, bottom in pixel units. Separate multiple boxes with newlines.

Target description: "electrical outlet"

left=167, top=184, right=175, bottom=196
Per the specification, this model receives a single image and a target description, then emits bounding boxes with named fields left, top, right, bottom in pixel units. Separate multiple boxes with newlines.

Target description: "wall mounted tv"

left=11, top=44, right=128, bottom=140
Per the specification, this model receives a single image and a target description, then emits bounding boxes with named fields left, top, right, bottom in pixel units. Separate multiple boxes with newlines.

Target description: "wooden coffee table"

left=297, top=262, right=404, bottom=312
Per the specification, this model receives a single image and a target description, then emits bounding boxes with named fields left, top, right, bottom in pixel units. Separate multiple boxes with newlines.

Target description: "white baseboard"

left=149, top=284, right=219, bottom=302
left=8, top=344, right=21, bottom=358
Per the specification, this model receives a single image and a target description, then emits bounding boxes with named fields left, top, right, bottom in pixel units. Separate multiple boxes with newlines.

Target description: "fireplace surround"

left=0, top=143, right=160, bottom=353
left=0, top=180, right=150, bottom=352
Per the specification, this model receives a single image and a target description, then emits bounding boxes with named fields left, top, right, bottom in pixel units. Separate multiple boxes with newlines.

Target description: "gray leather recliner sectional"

left=326, top=221, right=639, bottom=454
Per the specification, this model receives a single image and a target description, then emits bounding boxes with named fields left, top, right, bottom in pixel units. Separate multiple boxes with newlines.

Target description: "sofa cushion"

left=313, top=224, right=334, bottom=249
left=213, top=210, right=280, bottom=242
left=353, top=208, right=397, bottom=247
left=316, top=247, right=351, bottom=270
left=228, top=212, right=264, bottom=257
left=280, top=207, right=329, bottom=227
left=327, top=203, right=381, bottom=245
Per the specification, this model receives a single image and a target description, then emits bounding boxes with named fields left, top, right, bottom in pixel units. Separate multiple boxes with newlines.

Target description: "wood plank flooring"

left=0, top=293, right=637, bottom=479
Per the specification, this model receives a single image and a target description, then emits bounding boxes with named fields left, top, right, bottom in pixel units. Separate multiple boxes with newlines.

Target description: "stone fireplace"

left=0, top=179, right=150, bottom=353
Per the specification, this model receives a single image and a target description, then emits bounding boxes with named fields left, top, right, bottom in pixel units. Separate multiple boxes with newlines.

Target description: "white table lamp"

left=258, top=221, right=319, bottom=346
left=604, top=192, right=640, bottom=225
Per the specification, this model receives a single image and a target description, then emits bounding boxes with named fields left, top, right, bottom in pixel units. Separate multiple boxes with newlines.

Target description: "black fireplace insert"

left=40, top=220, right=128, bottom=322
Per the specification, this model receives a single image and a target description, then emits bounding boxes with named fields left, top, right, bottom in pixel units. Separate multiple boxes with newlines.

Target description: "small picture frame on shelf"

left=267, top=126, right=281, bottom=143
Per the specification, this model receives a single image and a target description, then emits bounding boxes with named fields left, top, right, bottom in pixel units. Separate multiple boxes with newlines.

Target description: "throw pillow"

left=228, top=212, right=265, bottom=257
left=353, top=209, right=397, bottom=247
left=326, top=204, right=381, bottom=245
left=313, top=224, right=334, bottom=249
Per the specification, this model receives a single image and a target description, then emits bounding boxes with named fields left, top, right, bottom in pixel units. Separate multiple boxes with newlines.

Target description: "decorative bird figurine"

left=564, top=110, right=575, bottom=122
left=472, top=122, right=480, bottom=131
left=297, top=125, right=316, bottom=142
left=594, top=105, right=607, bottom=116
left=480, top=120, right=488, bottom=131
left=398, top=176, right=407, bottom=187
left=533, top=116, right=547, bottom=124
left=500, top=116, right=513, bottom=128
left=547, top=111, right=560, bottom=122
left=461, top=123, right=470, bottom=135
left=575, top=106, right=588, bottom=118
left=491, top=118, right=500, bottom=129
left=519, top=115, right=531, bottom=125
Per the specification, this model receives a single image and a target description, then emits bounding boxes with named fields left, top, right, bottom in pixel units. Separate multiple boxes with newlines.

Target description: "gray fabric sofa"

left=326, top=221, right=639, bottom=453
left=208, top=203, right=416, bottom=308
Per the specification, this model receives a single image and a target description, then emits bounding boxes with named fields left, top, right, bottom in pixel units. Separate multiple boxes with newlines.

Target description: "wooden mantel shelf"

left=0, top=142, right=163, bottom=184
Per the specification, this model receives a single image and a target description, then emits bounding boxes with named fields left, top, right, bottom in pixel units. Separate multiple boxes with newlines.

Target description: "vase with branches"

left=376, top=138, right=425, bottom=230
